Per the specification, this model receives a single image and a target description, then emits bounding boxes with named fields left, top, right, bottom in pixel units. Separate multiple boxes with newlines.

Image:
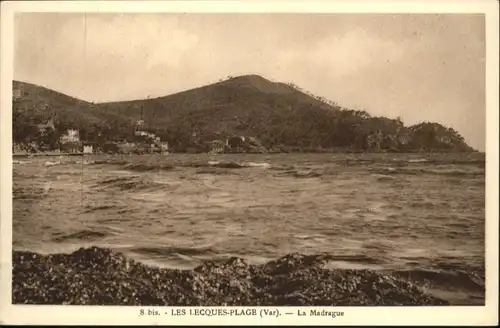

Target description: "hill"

left=12, top=75, right=475, bottom=153
left=12, top=80, right=129, bottom=145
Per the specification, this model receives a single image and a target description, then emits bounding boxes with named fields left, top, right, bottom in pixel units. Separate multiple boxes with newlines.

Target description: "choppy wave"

left=328, top=156, right=484, bottom=167
left=273, top=168, right=331, bottom=179
left=290, top=170, right=322, bottom=178
left=269, top=164, right=296, bottom=171
left=44, top=161, right=61, bottom=167
left=95, top=175, right=168, bottom=191
left=112, top=160, right=285, bottom=174
left=391, top=268, right=485, bottom=292
left=123, top=163, right=175, bottom=172
left=75, top=160, right=95, bottom=165
left=206, top=161, right=244, bottom=169
left=88, top=160, right=275, bottom=172
left=245, top=162, right=272, bottom=168
left=371, top=173, right=397, bottom=182
left=131, top=245, right=216, bottom=257
left=52, top=229, right=109, bottom=242
left=202, top=161, right=272, bottom=169
left=13, top=160, right=33, bottom=165
left=372, top=167, right=484, bottom=177
left=195, top=168, right=239, bottom=175
left=13, top=187, right=47, bottom=200
left=323, top=254, right=387, bottom=265
left=60, top=154, right=484, bottom=176
left=83, top=205, right=118, bottom=213
left=95, top=159, right=129, bottom=165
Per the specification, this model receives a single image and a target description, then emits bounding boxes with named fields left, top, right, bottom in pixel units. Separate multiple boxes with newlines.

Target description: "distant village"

left=12, top=117, right=268, bottom=155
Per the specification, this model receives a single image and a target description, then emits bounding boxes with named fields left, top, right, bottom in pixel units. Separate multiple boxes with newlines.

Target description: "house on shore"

left=83, top=145, right=94, bottom=154
left=59, top=128, right=81, bottom=153
left=206, top=140, right=227, bottom=153
left=60, top=129, right=80, bottom=143
left=159, top=142, right=169, bottom=154
left=226, top=135, right=268, bottom=153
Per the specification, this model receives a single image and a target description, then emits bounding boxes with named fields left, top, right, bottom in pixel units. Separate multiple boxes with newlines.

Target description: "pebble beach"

left=12, top=247, right=451, bottom=306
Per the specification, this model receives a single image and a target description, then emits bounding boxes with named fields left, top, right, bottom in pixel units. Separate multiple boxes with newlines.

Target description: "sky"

left=14, top=13, right=486, bottom=150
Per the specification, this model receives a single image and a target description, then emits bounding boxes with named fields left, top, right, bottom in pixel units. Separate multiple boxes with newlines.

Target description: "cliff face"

left=12, top=76, right=475, bottom=153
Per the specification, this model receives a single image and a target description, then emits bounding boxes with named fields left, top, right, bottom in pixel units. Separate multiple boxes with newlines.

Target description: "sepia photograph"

left=1, top=0, right=498, bottom=325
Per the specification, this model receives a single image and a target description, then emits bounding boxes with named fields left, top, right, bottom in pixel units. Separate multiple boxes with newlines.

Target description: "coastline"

left=12, top=246, right=475, bottom=306
left=13, top=152, right=86, bottom=157
left=12, top=149, right=483, bottom=158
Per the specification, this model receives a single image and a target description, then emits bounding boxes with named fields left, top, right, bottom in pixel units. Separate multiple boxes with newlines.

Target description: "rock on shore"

left=12, top=247, right=449, bottom=306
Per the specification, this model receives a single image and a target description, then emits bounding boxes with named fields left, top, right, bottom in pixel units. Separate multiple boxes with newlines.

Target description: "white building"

left=60, top=129, right=80, bottom=143
left=83, top=145, right=93, bottom=154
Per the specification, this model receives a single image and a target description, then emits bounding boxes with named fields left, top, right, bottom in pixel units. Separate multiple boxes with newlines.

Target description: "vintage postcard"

left=0, top=0, right=498, bottom=326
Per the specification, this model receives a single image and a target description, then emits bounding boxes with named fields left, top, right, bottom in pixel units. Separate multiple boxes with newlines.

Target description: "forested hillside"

left=12, top=75, right=475, bottom=153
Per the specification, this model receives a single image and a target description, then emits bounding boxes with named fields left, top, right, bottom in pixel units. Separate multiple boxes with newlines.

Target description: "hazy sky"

left=14, top=13, right=485, bottom=150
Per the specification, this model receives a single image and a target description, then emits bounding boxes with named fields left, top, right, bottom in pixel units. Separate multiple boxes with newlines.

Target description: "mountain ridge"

left=12, top=75, right=475, bottom=153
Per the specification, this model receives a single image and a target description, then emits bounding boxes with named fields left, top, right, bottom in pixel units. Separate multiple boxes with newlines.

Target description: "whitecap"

left=75, top=160, right=95, bottom=165
left=44, top=161, right=61, bottom=167
left=371, top=173, right=396, bottom=181
left=92, top=224, right=125, bottom=233
left=244, top=162, right=271, bottom=168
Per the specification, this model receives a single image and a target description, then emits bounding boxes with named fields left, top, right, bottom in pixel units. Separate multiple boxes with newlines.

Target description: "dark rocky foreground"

left=12, top=247, right=449, bottom=306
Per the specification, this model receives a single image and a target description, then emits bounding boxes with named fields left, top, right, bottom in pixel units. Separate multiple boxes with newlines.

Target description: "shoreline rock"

left=13, top=247, right=451, bottom=306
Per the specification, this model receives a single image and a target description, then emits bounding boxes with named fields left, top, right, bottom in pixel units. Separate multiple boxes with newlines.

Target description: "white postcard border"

left=1, top=1, right=498, bottom=326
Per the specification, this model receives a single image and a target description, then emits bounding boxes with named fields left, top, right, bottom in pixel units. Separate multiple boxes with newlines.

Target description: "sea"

left=12, top=152, right=486, bottom=304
